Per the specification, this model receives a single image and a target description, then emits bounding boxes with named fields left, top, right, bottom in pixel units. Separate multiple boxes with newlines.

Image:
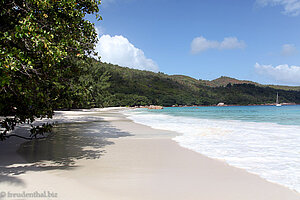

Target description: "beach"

left=0, top=108, right=299, bottom=200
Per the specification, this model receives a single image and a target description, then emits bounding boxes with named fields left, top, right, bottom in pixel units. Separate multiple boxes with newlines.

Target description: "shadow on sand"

left=0, top=120, right=131, bottom=186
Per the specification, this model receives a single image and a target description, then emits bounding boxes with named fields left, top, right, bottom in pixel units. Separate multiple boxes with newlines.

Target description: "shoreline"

left=0, top=108, right=299, bottom=200
left=136, top=103, right=299, bottom=109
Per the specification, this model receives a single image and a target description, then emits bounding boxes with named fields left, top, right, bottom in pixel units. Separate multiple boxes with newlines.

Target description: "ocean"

left=124, top=105, right=300, bottom=192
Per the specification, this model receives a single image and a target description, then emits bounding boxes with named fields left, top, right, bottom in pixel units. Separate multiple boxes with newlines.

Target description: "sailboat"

left=276, top=92, right=282, bottom=107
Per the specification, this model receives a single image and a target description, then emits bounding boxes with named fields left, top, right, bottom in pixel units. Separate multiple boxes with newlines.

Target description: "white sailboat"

left=276, top=92, right=282, bottom=107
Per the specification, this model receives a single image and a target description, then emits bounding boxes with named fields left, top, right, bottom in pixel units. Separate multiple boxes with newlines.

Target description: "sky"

left=88, top=0, right=300, bottom=86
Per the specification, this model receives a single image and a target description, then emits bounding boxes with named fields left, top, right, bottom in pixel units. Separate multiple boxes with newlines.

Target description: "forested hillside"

left=72, top=60, right=300, bottom=107
left=198, top=76, right=300, bottom=91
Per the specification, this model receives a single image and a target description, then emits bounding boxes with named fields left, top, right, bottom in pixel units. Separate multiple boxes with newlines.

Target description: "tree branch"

left=5, top=134, right=46, bottom=140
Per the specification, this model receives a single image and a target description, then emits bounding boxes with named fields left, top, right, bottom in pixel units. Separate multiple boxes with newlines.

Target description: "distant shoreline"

left=134, top=102, right=299, bottom=109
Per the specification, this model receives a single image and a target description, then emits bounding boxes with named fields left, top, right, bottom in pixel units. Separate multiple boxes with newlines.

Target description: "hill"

left=198, top=76, right=300, bottom=91
left=199, top=76, right=257, bottom=87
left=76, top=61, right=300, bottom=107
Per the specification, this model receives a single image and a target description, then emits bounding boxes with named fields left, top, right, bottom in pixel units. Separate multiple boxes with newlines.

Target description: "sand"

left=0, top=108, right=299, bottom=200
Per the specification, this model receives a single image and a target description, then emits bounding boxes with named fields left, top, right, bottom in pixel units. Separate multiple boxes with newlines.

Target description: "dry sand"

left=0, top=108, right=299, bottom=200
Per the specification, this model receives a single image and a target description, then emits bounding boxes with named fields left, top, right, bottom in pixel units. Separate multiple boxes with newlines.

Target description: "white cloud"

left=256, top=0, right=300, bottom=16
left=190, top=36, right=219, bottom=53
left=281, top=44, right=298, bottom=56
left=191, top=36, right=246, bottom=54
left=95, top=34, right=159, bottom=72
left=255, top=63, right=300, bottom=84
left=219, top=37, right=246, bottom=49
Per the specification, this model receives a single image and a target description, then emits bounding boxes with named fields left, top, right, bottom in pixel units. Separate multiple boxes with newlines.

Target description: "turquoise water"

left=125, top=105, right=300, bottom=192
left=142, top=105, right=300, bottom=126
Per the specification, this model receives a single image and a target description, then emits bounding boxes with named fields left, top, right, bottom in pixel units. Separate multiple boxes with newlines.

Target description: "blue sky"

left=89, top=0, right=300, bottom=85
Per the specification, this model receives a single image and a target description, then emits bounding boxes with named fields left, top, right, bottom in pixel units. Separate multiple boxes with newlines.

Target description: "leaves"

left=0, top=0, right=102, bottom=140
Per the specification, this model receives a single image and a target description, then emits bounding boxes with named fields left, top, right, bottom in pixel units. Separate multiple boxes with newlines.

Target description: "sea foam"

left=124, top=110, right=300, bottom=193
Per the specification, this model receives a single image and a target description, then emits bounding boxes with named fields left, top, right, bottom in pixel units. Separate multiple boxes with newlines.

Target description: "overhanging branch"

left=4, top=134, right=46, bottom=140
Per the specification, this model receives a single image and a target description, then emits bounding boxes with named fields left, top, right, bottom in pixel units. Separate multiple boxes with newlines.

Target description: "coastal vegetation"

left=0, top=0, right=101, bottom=140
left=70, top=60, right=300, bottom=108
left=199, top=76, right=300, bottom=91
left=1, top=0, right=300, bottom=140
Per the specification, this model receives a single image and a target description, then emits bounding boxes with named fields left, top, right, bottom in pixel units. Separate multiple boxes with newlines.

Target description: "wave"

left=124, top=110, right=300, bottom=193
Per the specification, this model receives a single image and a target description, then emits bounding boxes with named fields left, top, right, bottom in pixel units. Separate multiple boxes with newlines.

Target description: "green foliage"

left=199, top=76, right=300, bottom=91
left=0, top=0, right=101, bottom=85
left=63, top=58, right=111, bottom=109
left=0, top=0, right=102, bottom=140
left=30, top=123, right=53, bottom=138
left=91, top=62, right=300, bottom=107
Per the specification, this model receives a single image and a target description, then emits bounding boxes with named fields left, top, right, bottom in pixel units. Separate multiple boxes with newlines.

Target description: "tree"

left=0, top=0, right=102, bottom=140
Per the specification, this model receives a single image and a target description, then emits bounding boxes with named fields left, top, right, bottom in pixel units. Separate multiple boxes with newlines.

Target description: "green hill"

left=161, top=75, right=300, bottom=92
left=202, top=76, right=259, bottom=87
left=77, top=61, right=300, bottom=107
left=198, top=76, right=300, bottom=91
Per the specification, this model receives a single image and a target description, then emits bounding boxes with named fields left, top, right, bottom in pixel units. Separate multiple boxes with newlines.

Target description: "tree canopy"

left=89, top=61, right=300, bottom=107
left=0, top=0, right=102, bottom=140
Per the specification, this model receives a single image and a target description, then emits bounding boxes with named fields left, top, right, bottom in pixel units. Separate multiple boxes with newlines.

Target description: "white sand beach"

left=0, top=108, right=299, bottom=200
